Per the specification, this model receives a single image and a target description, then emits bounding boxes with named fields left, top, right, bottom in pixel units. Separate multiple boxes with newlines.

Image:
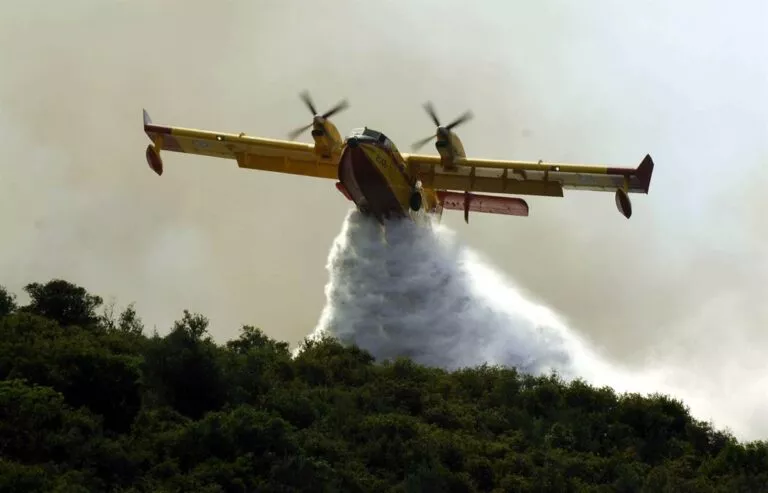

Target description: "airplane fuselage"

left=335, top=127, right=439, bottom=222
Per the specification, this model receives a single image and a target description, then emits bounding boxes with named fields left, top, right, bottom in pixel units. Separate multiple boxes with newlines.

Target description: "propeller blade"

left=423, top=101, right=440, bottom=127
left=322, top=99, right=349, bottom=119
left=291, top=91, right=349, bottom=140
left=445, top=110, right=473, bottom=130
left=411, top=134, right=436, bottom=151
left=288, top=122, right=313, bottom=141
left=299, top=90, right=318, bottom=115
left=413, top=102, right=473, bottom=151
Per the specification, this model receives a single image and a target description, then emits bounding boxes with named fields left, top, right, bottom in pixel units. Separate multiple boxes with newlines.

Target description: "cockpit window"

left=347, top=127, right=394, bottom=149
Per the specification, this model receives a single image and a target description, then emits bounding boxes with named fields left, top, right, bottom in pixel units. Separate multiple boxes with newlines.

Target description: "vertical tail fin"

left=636, top=154, right=654, bottom=193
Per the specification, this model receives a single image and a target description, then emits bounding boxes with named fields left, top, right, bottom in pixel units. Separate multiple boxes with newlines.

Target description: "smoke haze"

left=1, top=1, right=767, bottom=439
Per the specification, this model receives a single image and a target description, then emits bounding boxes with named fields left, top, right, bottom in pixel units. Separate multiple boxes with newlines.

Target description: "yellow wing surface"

left=142, top=109, right=338, bottom=179
left=404, top=153, right=654, bottom=198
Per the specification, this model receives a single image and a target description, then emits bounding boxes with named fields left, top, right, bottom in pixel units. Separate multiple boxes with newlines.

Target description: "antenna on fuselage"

left=410, top=102, right=473, bottom=152
left=287, top=91, right=349, bottom=141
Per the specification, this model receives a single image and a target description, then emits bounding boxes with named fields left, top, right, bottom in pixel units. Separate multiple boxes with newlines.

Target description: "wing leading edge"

left=142, top=109, right=338, bottom=179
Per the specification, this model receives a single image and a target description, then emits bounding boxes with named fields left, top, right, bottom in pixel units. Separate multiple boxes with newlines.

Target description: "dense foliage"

left=0, top=279, right=766, bottom=492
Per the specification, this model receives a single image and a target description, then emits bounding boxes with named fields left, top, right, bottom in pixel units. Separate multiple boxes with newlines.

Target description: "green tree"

left=0, top=310, right=142, bottom=433
left=141, top=311, right=227, bottom=419
left=0, top=285, right=16, bottom=317
left=118, top=303, right=144, bottom=335
left=3, top=276, right=768, bottom=492
left=22, top=279, right=103, bottom=327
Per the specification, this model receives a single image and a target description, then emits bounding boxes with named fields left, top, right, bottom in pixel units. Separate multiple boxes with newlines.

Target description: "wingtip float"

left=142, top=94, right=655, bottom=224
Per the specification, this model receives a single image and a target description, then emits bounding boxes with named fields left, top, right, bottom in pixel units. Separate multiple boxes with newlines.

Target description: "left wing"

left=142, top=109, right=338, bottom=179
left=405, top=153, right=654, bottom=218
left=404, top=153, right=654, bottom=196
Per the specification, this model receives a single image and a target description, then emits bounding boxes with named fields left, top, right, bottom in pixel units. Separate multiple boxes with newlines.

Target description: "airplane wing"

left=404, top=152, right=654, bottom=218
left=404, top=153, right=654, bottom=196
left=142, top=109, right=338, bottom=179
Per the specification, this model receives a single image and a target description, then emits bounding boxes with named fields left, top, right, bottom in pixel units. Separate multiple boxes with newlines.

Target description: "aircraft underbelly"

left=338, top=146, right=406, bottom=219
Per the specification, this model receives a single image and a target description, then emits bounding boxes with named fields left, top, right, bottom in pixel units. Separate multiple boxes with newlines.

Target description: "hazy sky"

left=2, top=0, right=767, bottom=420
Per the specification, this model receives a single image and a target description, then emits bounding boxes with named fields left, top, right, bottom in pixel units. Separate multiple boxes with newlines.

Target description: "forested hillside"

left=1, top=279, right=766, bottom=492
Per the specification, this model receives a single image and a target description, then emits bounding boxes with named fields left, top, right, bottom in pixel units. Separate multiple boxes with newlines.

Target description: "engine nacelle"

left=615, top=188, right=632, bottom=218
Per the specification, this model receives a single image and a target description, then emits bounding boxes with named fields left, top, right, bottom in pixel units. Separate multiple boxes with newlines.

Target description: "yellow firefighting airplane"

left=142, top=92, right=654, bottom=223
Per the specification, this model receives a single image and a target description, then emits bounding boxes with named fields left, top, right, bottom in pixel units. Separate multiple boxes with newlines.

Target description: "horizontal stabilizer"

left=437, top=191, right=529, bottom=223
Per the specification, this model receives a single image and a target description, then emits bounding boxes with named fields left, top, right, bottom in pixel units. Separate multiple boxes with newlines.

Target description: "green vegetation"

left=1, top=279, right=766, bottom=492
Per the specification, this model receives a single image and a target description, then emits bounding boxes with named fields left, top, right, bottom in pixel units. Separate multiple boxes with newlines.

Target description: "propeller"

left=288, top=91, right=349, bottom=140
left=411, top=102, right=473, bottom=151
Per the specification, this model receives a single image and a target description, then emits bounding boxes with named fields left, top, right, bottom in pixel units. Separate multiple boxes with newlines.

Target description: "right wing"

left=142, top=109, right=338, bottom=179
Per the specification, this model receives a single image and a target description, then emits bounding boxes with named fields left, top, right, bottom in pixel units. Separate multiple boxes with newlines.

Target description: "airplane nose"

left=347, top=137, right=359, bottom=148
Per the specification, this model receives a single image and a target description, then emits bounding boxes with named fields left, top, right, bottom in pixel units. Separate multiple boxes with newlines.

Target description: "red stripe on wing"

left=437, top=191, right=529, bottom=217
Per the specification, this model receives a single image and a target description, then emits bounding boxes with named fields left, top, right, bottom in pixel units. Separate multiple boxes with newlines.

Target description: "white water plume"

left=305, top=209, right=590, bottom=377
left=302, top=209, right=768, bottom=441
